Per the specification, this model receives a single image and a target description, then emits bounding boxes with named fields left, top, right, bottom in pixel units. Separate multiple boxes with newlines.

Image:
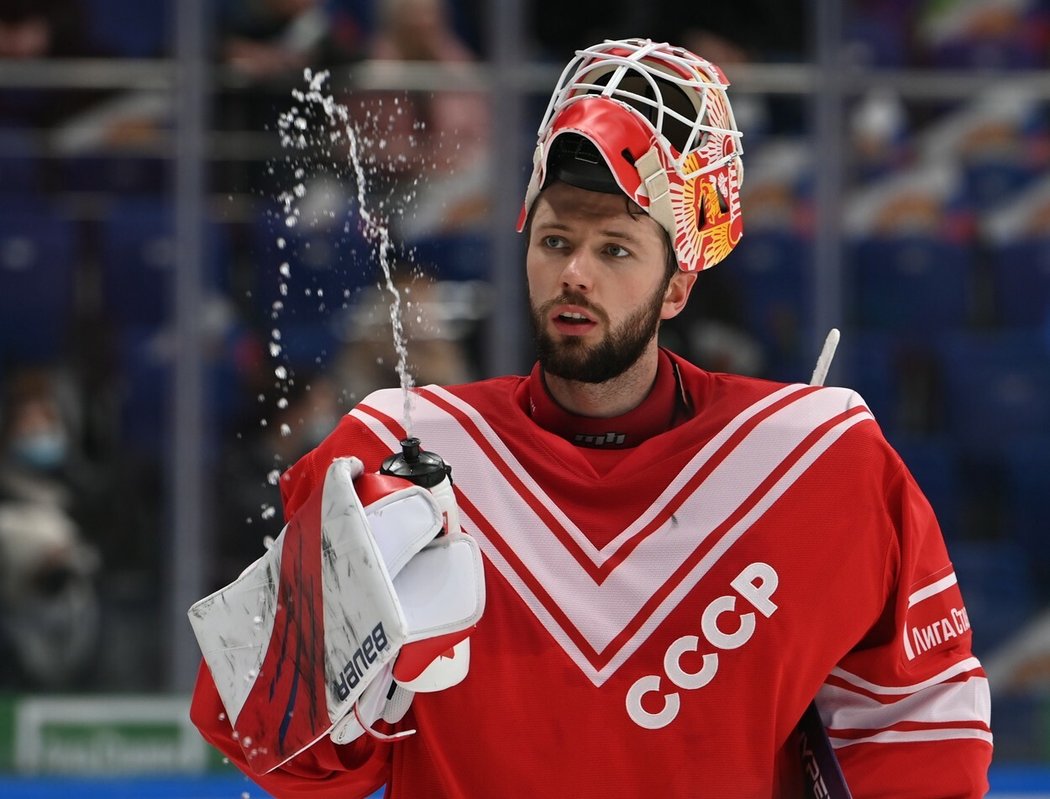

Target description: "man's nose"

left=560, top=250, right=594, bottom=292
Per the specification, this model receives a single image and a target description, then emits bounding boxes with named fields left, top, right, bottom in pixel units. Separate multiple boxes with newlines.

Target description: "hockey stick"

left=798, top=327, right=853, bottom=799
left=809, top=328, right=840, bottom=389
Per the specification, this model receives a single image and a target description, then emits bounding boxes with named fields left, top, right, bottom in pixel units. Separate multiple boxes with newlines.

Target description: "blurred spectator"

left=844, top=160, right=967, bottom=238
left=216, top=0, right=364, bottom=130
left=0, top=0, right=99, bottom=131
left=334, top=270, right=476, bottom=399
left=356, top=0, right=492, bottom=242
left=916, top=0, right=1050, bottom=70
left=917, top=88, right=1047, bottom=213
left=849, top=88, right=912, bottom=183
left=214, top=0, right=366, bottom=192
left=0, top=0, right=86, bottom=60
left=843, top=0, right=917, bottom=68
left=0, top=365, right=101, bottom=689
left=220, top=0, right=364, bottom=82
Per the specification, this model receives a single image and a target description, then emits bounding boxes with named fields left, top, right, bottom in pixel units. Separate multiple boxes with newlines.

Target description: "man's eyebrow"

left=534, top=220, right=640, bottom=242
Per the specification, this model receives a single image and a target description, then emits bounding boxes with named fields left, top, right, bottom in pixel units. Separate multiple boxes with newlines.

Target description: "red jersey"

left=191, top=352, right=992, bottom=798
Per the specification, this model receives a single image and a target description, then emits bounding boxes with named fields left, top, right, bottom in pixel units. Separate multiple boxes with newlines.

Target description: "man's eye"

left=606, top=244, right=630, bottom=258
left=543, top=235, right=567, bottom=249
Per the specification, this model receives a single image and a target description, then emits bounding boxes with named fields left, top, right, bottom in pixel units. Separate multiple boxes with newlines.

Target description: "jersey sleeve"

left=815, top=456, right=992, bottom=798
left=189, top=417, right=396, bottom=799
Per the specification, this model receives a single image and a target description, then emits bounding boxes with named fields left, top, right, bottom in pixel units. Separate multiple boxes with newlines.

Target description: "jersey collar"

left=525, top=349, right=691, bottom=449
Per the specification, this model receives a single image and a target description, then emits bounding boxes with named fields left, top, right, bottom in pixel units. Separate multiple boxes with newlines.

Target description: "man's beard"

left=530, top=282, right=666, bottom=384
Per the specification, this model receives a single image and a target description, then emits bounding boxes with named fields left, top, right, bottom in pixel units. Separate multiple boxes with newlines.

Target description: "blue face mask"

left=10, top=431, right=68, bottom=471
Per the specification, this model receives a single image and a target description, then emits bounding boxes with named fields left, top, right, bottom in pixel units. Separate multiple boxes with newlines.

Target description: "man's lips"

left=550, top=304, right=599, bottom=336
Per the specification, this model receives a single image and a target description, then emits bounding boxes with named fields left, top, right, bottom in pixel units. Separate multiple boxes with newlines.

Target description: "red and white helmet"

left=518, top=38, right=745, bottom=272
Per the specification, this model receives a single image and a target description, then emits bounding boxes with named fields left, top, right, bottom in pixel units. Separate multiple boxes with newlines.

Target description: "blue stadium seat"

left=848, top=235, right=974, bottom=332
left=99, top=197, right=230, bottom=330
left=250, top=206, right=373, bottom=331
left=893, top=436, right=962, bottom=541
left=963, top=157, right=1039, bottom=211
left=82, top=0, right=171, bottom=57
left=840, top=330, right=898, bottom=422
left=0, top=200, right=78, bottom=364
left=60, top=154, right=168, bottom=195
left=934, top=331, right=1050, bottom=454
left=0, top=131, right=42, bottom=195
left=723, top=229, right=812, bottom=381
left=116, top=324, right=244, bottom=456
left=950, top=540, right=1036, bottom=657
left=408, top=231, right=491, bottom=282
left=1001, top=439, right=1050, bottom=591
left=987, top=237, right=1050, bottom=329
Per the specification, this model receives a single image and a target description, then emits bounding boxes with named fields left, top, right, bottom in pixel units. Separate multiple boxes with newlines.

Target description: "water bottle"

left=380, top=437, right=461, bottom=536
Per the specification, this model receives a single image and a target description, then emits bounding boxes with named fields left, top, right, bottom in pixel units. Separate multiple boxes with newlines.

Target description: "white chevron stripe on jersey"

left=424, top=383, right=813, bottom=566
left=351, top=385, right=873, bottom=685
left=351, top=383, right=811, bottom=565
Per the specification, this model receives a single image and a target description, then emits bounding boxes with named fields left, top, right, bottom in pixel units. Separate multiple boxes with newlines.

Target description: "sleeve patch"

left=902, top=569, right=971, bottom=661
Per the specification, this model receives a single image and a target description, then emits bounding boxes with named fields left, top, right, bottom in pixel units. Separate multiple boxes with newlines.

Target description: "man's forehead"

left=533, top=182, right=654, bottom=230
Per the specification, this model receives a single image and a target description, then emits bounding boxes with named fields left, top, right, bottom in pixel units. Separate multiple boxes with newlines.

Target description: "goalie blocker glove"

left=186, top=455, right=486, bottom=774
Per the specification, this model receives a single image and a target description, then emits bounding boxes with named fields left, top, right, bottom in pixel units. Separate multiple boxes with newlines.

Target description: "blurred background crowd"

left=1, top=0, right=1049, bottom=781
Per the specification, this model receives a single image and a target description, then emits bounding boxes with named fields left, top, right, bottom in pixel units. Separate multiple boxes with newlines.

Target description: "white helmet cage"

left=520, top=38, right=746, bottom=272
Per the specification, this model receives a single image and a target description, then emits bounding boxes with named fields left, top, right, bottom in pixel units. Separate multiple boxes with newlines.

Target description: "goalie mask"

left=518, top=38, right=744, bottom=273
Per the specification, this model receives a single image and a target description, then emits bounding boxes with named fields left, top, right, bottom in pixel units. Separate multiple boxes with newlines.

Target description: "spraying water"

left=275, top=69, right=416, bottom=432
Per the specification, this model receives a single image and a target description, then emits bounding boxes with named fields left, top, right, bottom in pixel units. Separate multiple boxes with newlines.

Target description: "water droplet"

left=269, top=342, right=282, bottom=357
left=285, top=215, right=297, bottom=228
left=261, top=506, right=276, bottom=520
left=275, top=366, right=288, bottom=379
left=271, top=328, right=282, bottom=340
left=267, top=469, right=281, bottom=484
left=276, top=237, right=286, bottom=249
left=280, top=424, right=292, bottom=437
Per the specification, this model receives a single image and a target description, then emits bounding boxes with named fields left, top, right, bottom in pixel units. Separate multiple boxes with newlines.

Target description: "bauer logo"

left=332, top=623, right=390, bottom=701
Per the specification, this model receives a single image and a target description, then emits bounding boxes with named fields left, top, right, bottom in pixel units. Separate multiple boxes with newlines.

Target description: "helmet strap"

left=635, top=147, right=677, bottom=255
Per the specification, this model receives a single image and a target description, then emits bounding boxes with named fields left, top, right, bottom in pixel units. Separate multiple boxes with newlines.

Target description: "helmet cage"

left=539, top=40, right=741, bottom=181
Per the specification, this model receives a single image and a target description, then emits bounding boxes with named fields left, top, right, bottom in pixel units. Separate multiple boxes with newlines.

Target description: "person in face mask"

left=0, top=367, right=75, bottom=499
left=0, top=365, right=101, bottom=689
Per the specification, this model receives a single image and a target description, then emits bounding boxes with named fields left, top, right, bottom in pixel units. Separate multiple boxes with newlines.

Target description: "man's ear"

left=661, top=270, right=698, bottom=320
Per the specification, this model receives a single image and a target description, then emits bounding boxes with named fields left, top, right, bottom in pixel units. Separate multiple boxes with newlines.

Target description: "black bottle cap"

left=379, top=437, right=452, bottom=489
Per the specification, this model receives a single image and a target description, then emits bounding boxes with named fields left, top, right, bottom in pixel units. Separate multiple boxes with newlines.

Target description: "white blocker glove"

left=187, top=456, right=485, bottom=775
